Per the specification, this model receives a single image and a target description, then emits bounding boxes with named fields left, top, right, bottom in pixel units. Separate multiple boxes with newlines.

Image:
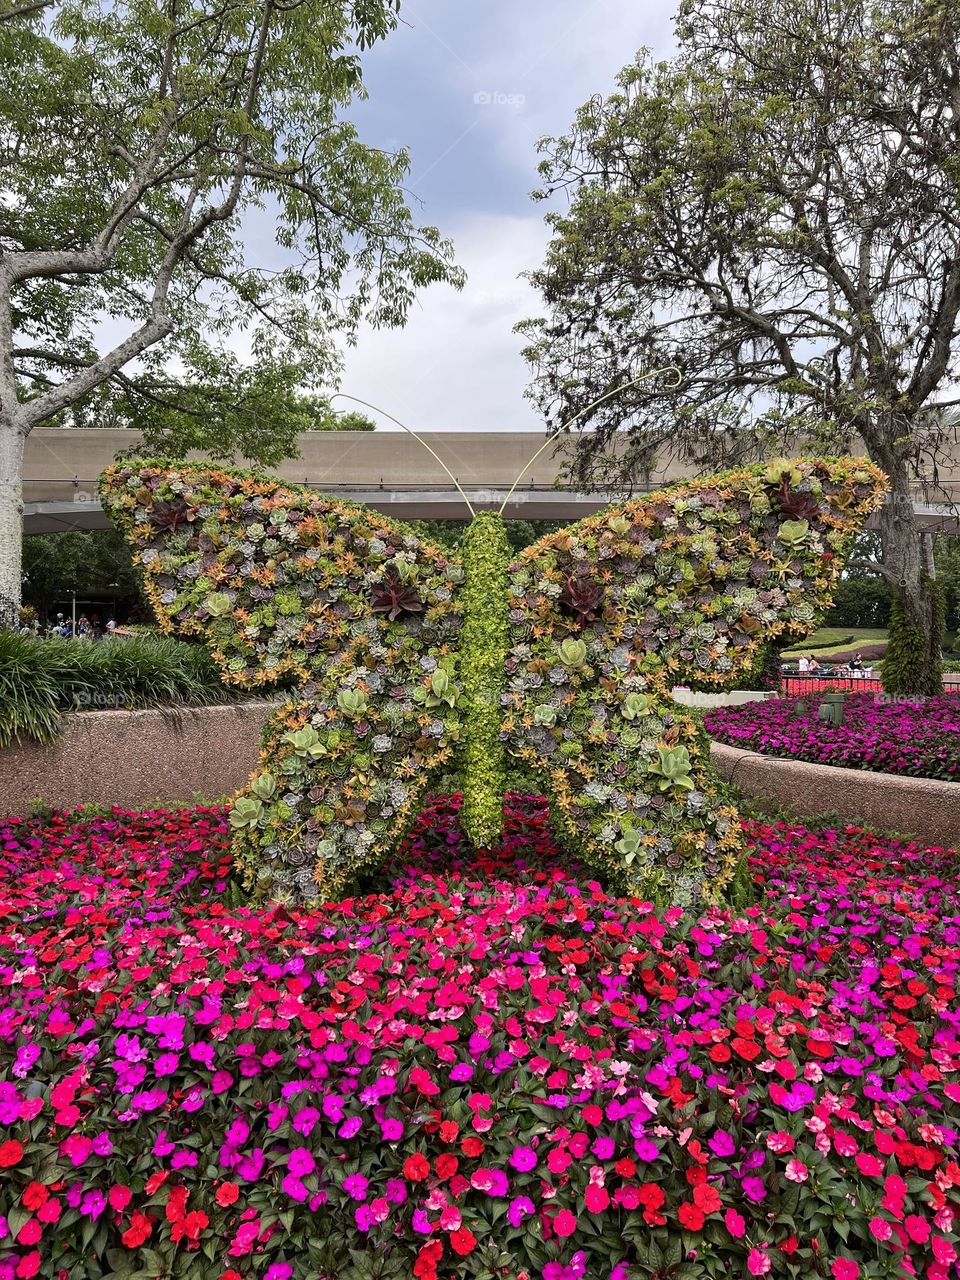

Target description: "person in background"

left=105, top=619, right=117, bottom=636
left=76, top=614, right=90, bottom=639
left=850, top=651, right=863, bottom=672
left=798, top=655, right=810, bottom=674
left=807, top=656, right=820, bottom=673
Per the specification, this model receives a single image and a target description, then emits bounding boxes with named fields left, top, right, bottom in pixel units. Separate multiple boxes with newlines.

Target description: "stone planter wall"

left=672, top=688, right=777, bottom=709
left=711, top=739, right=960, bottom=846
left=0, top=702, right=276, bottom=817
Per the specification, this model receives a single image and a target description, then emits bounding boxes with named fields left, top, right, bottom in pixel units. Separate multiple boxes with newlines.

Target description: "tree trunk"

left=0, top=419, right=25, bottom=631
left=877, top=462, right=943, bottom=696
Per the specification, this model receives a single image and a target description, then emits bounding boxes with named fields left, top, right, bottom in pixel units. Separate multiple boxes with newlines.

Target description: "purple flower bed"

left=705, top=692, right=960, bottom=781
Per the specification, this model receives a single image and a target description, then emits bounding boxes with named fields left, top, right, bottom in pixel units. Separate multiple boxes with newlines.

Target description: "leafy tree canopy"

left=519, top=0, right=960, bottom=692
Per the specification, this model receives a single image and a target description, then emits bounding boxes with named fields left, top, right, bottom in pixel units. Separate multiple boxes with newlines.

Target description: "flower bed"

left=2, top=801, right=960, bottom=1279
left=706, top=691, right=960, bottom=781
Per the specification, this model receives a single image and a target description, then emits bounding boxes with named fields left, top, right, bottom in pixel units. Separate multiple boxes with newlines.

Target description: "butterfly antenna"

left=331, top=394, right=477, bottom=519
left=496, top=367, right=683, bottom=516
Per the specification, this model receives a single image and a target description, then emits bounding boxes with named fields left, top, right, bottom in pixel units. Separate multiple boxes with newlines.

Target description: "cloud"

left=339, top=0, right=679, bottom=432
left=340, top=211, right=549, bottom=432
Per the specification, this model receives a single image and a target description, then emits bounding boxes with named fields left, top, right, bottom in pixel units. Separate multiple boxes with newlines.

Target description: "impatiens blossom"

left=0, top=800, right=959, bottom=1279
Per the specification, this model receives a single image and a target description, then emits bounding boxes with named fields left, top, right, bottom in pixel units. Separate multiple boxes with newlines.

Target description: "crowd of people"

left=20, top=612, right=118, bottom=640
left=793, top=651, right=872, bottom=678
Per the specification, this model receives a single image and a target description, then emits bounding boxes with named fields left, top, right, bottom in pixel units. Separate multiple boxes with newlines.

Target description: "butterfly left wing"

left=501, top=456, right=887, bottom=904
left=99, top=459, right=466, bottom=901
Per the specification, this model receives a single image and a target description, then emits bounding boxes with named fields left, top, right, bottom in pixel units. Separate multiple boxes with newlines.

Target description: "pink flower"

left=831, top=1261, right=858, bottom=1280
left=287, top=1147, right=315, bottom=1178
left=553, top=1209, right=578, bottom=1238
left=747, top=1249, right=771, bottom=1276
left=785, top=1159, right=808, bottom=1183
left=724, top=1208, right=746, bottom=1238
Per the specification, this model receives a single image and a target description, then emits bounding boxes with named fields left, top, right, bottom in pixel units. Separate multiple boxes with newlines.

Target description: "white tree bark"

left=0, top=421, right=25, bottom=629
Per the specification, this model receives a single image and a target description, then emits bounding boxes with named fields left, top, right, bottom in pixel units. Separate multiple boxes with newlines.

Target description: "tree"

left=22, top=529, right=139, bottom=623
left=519, top=0, right=960, bottom=694
left=0, top=0, right=461, bottom=627
left=76, top=378, right=376, bottom=461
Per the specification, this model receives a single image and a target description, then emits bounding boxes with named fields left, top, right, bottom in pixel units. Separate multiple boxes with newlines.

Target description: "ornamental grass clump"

left=705, top=691, right=960, bottom=780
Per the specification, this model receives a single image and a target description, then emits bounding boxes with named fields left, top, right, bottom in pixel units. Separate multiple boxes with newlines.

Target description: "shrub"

left=0, top=631, right=247, bottom=746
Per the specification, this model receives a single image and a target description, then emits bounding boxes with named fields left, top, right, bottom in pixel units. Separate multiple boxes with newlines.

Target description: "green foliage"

left=457, top=512, right=510, bottom=848
left=519, top=0, right=960, bottom=687
left=825, top=576, right=892, bottom=629
left=91, top=382, right=377, bottom=467
left=22, top=530, right=138, bottom=618
left=882, top=576, right=944, bottom=696
left=0, top=631, right=243, bottom=746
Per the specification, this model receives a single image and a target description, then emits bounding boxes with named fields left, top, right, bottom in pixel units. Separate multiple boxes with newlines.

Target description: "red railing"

left=779, top=673, right=959, bottom=696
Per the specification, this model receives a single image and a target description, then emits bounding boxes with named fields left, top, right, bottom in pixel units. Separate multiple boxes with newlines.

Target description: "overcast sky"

left=338, top=1, right=677, bottom=432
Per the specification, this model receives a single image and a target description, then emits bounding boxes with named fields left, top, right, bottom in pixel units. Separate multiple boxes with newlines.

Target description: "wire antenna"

left=496, top=368, right=683, bottom=516
left=331, top=394, right=477, bottom=518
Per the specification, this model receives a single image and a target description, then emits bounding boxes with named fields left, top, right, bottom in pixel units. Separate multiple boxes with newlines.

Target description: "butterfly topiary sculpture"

left=99, top=450, right=886, bottom=906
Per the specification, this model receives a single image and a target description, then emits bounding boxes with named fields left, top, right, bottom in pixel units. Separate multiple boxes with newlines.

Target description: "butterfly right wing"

left=500, top=457, right=887, bottom=904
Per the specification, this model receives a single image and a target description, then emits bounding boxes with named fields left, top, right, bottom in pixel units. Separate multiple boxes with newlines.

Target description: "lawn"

left=780, top=629, right=890, bottom=659
left=1, top=799, right=959, bottom=1279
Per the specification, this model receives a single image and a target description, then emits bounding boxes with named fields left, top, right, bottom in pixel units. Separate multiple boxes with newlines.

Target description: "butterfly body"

left=100, top=454, right=887, bottom=905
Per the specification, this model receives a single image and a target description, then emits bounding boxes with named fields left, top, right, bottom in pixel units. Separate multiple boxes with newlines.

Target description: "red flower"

left=15, top=1252, right=40, bottom=1279
left=165, top=1186, right=189, bottom=1224
left=678, top=1202, right=705, bottom=1231
left=121, top=1211, right=153, bottom=1248
left=21, top=1184, right=48, bottom=1211
left=414, top=1241, right=444, bottom=1278
left=216, top=1182, right=240, bottom=1207
left=693, top=1183, right=722, bottom=1215
left=17, top=1219, right=42, bottom=1247
left=439, top=1121, right=459, bottom=1143
left=403, top=1153, right=431, bottom=1182
left=108, top=1186, right=132, bottom=1212
left=461, top=1137, right=485, bottom=1158
left=435, top=1154, right=458, bottom=1180
left=0, top=1139, right=23, bottom=1167
left=450, top=1227, right=477, bottom=1256
left=144, top=1170, right=169, bottom=1195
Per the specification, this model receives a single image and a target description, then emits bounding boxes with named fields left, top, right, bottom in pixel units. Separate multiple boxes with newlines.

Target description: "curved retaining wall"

left=0, top=702, right=276, bottom=817
left=711, top=739, right=960, bottom=846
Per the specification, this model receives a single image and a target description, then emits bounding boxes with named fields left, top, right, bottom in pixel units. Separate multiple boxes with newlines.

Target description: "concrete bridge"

left=21, top=427, right=960, bottom=533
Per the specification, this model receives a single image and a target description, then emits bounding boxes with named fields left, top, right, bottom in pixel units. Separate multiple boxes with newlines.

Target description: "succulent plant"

left=337, top=689, right=369, bottom=718
left=777, top=519, right=811, bottom=549
left=559, top=573, right=605, bottom=625
left=647, top=745, right=696, bottom=792
left=764, top=459, right=802, bottom=487
left=370, top=569, right=424, bottom=622
left=203, top=591, right=232, bottom=617
left=414, top=668, right=461, bottom=709
left=228, top=796, right=264, bottom=830
left=777, top=481, right=821, bottom=521
left=533, top=703, right=558, bottom=727
left=151, top=497, right=197, bottom=532
left=558, top=638, right=588, bottom=668
left=251, top=773, right=278, bottom=801
left=281, top=726, right=327, bottom=759
left=621, top=692, right=651, bottom=720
